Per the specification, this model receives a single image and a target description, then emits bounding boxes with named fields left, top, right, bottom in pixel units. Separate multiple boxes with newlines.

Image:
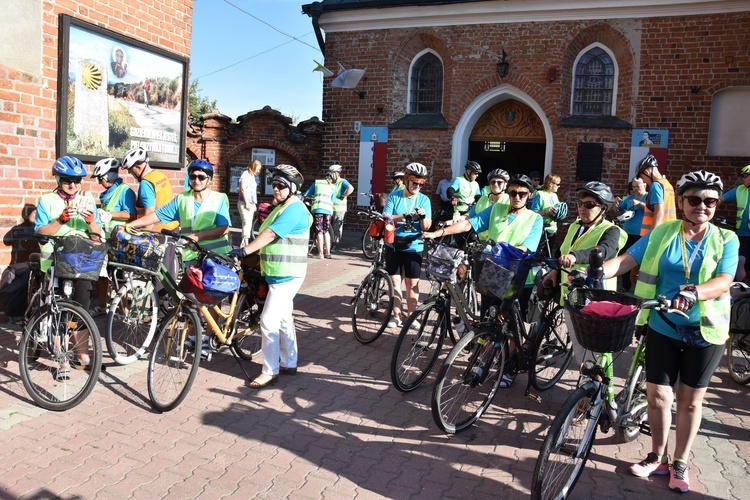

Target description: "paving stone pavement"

left=0, top=230, right=748, bottom=499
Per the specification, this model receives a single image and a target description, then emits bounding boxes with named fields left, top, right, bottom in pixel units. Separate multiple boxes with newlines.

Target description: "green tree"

left=188, top=78, right=218, bottom=124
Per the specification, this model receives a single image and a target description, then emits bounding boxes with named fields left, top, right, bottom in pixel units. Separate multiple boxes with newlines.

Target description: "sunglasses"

left=271, top=182, right=289, bottom=190
left=489, top=180, right=505, bottom=186
left=60, top=177, right=82, bottom=185
left=683, top=196, right=718, bottom=208
left=741, top=174, right=750, bottom=179
left=578, top=201, right=601, bottom=210
left=189, top=174, right=209, bottom=181
left=410, top=180, right=425, bottom=187
left=507, top=190, right=529, bottom=198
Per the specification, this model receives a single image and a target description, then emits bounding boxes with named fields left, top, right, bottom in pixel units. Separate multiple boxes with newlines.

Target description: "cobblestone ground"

left=0, top=231, right=748, bottom=499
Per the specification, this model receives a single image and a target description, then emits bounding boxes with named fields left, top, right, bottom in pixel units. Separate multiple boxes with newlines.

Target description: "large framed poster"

left=56, top=15, right=189, bottom=169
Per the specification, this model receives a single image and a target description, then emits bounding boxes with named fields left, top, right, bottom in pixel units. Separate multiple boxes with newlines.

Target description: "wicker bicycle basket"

left=566, top=288, right=643, bottom=352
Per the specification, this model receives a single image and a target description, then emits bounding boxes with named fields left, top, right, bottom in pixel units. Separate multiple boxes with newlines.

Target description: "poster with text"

left=357, top=127, right=389, bottom=206
left=629, top=129, right=669, bottom=180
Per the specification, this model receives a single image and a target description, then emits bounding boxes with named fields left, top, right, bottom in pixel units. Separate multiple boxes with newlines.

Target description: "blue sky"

left=190, top=0, right=324, bottom=122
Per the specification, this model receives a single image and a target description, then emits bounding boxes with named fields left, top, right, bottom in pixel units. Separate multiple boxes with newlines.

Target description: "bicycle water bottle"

left=589, top=246, right=604, bottom=290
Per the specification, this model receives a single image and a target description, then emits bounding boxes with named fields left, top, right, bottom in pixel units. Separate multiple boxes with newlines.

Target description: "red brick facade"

left=317, top=11, right=750, bottom=224
left=0, top=0, right=193, bottom=266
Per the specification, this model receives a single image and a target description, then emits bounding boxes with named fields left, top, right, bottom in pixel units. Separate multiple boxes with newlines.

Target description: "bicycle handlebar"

left=641, top=295, right=690, bottom=318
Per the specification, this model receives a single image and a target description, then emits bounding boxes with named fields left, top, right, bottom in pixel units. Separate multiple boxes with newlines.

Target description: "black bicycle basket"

left=566, top=288, right=643, bottom=352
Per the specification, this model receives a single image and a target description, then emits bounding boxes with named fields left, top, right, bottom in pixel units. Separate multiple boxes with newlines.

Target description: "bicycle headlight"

left=62, top=279, right=74, bottom=298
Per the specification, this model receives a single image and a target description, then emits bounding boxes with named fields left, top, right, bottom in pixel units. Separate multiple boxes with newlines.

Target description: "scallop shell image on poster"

left=82, top=63, right=102, bottom=90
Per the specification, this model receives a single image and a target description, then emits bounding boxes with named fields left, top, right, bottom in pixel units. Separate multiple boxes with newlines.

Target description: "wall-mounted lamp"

left=497, top=49, right=510, bottom=79
left=690, top=86, right=701, bottom=95
left=354, top=90, right=367, bottom=99
left=547, top=67, right=557, bottom=82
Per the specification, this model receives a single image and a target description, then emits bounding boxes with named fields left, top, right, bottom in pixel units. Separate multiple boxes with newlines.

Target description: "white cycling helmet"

left=617, top=210, right=635, bottom=222
left=328, top=164, right=343, bottom=174
left=92, top=157, right=120, bottom=178
left=122, top=147, right=148, bottom=170
left=675, top=170, right=723, bottom=196
left=405, top=162, right=427, bottom=178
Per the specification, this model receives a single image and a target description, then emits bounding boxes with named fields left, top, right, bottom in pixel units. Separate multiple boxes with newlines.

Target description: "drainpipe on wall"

left=308, top=2, right=325, bottom=55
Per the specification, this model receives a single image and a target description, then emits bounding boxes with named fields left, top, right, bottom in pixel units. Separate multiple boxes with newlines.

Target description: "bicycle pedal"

left=525, top=391, right=542, bottom=403
left=639, top=421, right=651, bottom=436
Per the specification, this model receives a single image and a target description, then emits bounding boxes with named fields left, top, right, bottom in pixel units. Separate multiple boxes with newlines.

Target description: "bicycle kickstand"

left=228, top=347, right=255, bottom=381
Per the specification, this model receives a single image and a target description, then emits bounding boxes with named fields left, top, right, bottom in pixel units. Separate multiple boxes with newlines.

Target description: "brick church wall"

left=0, top=0, right=193, bottom=266
left=319, top=12, right=750, bottom=229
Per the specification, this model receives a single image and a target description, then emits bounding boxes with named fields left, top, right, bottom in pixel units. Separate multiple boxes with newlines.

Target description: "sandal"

left=279, top=367, right=297, bottom=376
left=246, top=375, right=278, bottom=389
left=56, top=365, right=70, bottom=381
left=499, top=373, right=516, bottom=388
left=324, top=253, right=332, bottom=259
left=72, top=359, right=106, bottom=372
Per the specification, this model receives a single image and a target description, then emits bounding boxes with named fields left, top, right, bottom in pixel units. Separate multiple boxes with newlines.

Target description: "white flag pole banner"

left=358, top=127, right=389, bottom=206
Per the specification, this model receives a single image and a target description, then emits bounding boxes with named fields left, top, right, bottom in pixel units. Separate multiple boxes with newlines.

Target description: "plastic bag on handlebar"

left=202, top=255, right=240, bottom=294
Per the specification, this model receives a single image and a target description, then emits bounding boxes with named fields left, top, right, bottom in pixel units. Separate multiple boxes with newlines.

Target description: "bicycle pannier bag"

left=108, top=225, right=165, bottom=272
left=55, top=236, right=107, bottom=281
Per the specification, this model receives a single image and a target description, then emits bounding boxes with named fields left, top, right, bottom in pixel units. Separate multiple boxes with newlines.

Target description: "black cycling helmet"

left=271, top=164, right=304, bottom=194
left=487, top=168, right=509, bottom=182
left=507, top=174, right=534, bottom=192
left=675, top=170, right=723, bottom=196
left=636, top=154, right=658, bottom=177
left=187, top=159, right=214, bottom=177
left=464, top=160, right=482, bottom=173
left=577, top=181, right=615, bottom=210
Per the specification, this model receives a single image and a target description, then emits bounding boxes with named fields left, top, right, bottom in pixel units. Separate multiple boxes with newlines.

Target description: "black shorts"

left=738, top=236, right=750, bottom=261
left=645, top=327, right=724, bottom=388
left=384, top=245, right=423, bottom=279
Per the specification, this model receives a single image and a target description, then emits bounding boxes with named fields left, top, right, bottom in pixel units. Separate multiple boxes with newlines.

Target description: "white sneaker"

left=410, top=319, right=421, bottom=330
left=387, top=317, right=402, bottom=328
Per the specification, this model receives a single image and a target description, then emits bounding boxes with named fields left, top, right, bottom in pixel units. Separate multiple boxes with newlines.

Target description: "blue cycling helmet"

left=187, top=159, right=214, bottom=177
left=53, top=156, right=86, bottom=177
left=551, top=201, right=568, bottom=221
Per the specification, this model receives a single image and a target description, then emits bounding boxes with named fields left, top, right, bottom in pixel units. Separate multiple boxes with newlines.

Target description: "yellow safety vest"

left=311, top=180, right=335, bottom=214
left=734, top=185, right=749, bottom=230
left=558, top=219, right=627, bottom=303
left=37, top=192, right=96, bottom=272
left=634, top=220, right=735, bottom=344
left=486, top=205, right=540, bottom=246
left=259, top=196, right=312, bottom=278
left=333, top=178, right=348, bottom=212
left=474, top=193, right=508, bottom=241
left=177, top=190, right=232, bottom=262
left=101, top=181, right=132, bottom=237
left=456, top=176, right=478, bottom=213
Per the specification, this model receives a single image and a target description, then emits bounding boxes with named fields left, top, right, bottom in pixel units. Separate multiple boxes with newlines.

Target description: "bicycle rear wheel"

left=616, top=363, right=648, bottom=442
left=147, top=307, right=202, bottom=412
left=530, top=304, right=573, bottom=391
left=19, top=300, right=102, bottom=411
left=431, top=326, right=505, bottom=434
left=531, top=386, right=599, bottom=500
left=351, top=269, right=393, bottom=344
left=390, top=300, right=447, bottom=392
left=362, top=232, right=378, bottom=260
left=727, top=331, right=750, bottom=385
left=231, top=292, right=262, bottom=360
left=106, top=277, right=158, bottom=364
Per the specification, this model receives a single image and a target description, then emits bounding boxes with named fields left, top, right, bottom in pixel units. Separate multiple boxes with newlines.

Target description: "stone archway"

left=452, top=84, right=553, bottom=176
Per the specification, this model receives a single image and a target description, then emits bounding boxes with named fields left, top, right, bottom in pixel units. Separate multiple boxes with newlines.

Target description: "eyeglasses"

left=271, top=182, right=289, bottom=190
left=550, top=181, right=560, bottom=186
left=489, top=180, right=505, bottom=186
left=683, top=196, right=718, bottom=208
left=59, top=177, right=82, bottom=185
left=410, top=180, right=425, bottom=187
left=531, top=178, right=541, bottom=182
left=507, top=190, right=529, bottom=198
left=189, top=174, right=209, bottom=181
left=578, top=201, right=601, bottom=210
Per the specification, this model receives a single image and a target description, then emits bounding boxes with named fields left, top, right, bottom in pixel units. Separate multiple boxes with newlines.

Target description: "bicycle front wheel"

left=531, top=386, right=599, bottom=500
left=727, top=331, right=750, bottom=385
left=431, top=326, right=505, bottom=434
left=19, top=300, right=102, bottom=411
left=530, top=304, right=573, bottom=392
left=106, top=277, right=158, bottom=364
left=362, top=232, right=377, bottom=260
left=616, top=364, right=648, bottom=442
left=147, top=307, right=202, bottom=412
left=390, top=300, right=447, bottom=392
left=231, top=292, right=262, bottom=360
left=351, top=270, right=393, bottom=344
